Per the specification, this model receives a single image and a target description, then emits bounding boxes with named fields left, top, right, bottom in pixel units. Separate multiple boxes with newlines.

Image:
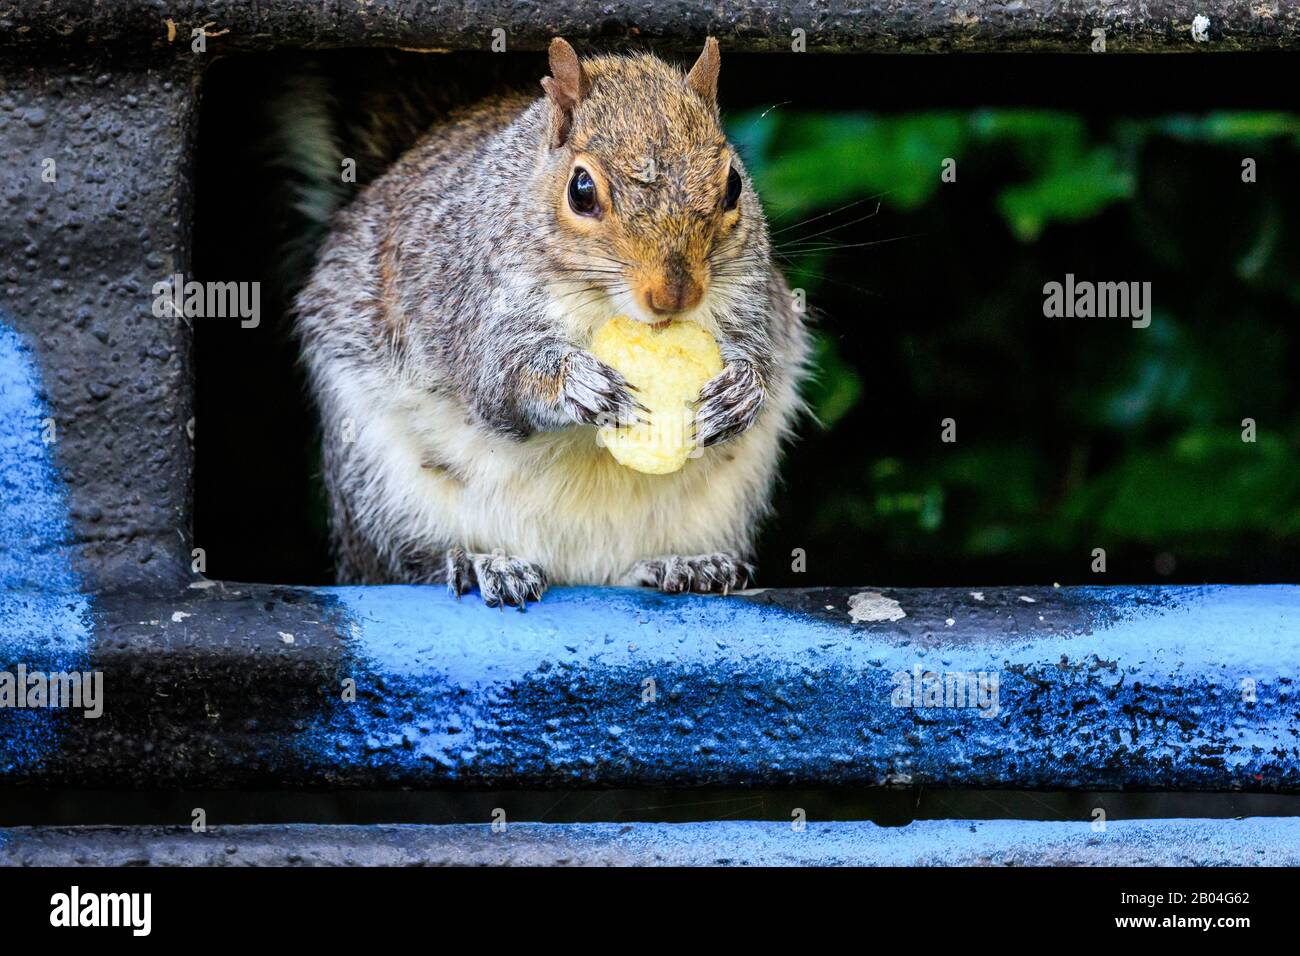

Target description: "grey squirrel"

left=292, top=38, right=809, bottom=606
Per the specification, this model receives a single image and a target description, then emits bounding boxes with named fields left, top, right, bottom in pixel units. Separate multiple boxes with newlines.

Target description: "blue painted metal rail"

left=2, top=313, right=1300, bottom=874
left=0, top=580, right=1296, bottom=789
left=2, top=818, right=1297, bottom=866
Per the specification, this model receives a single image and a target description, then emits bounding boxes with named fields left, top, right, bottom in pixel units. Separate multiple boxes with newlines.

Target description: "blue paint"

left=296, top=583, right=1300, bottom=788
left=3, top=817, right=1293, bottom=865
left=0, top=325, right=82, bottom=598
left=0, top=320, right=92, bottom=775
left=483, top=816, right=1300, bottom=865
left=0, top=306, right=1290, bottom=796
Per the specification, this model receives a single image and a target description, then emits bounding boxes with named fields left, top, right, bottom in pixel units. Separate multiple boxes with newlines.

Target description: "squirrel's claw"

left=445, top=547, right=474, bottom=600
left=694, top=360, right=765, bottom=448
left=447, top=549, right=548, bottom=610
left=621, top=552, right=753, bottom=595
left=561, top=349, right=642, bottom=428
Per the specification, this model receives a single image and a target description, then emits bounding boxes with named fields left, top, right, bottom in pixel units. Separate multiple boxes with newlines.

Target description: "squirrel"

left=292, top=38, right=809, bottom=606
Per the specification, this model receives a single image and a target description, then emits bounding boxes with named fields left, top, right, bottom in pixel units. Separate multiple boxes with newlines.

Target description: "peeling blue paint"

left=0, top=320, right=92, bottom=775
left=296, top=583, right=1300, bottom=788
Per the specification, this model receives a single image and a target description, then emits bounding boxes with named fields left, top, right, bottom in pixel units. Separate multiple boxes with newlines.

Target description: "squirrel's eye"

left=724, top=166, right=742, bottom=211
left=568, top=168, right=599, bottom=216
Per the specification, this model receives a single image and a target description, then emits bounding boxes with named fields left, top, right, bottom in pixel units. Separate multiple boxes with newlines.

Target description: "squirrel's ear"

left=686, top=37, right=721, bottom=105
left=541, top=37, right=590, bottom=148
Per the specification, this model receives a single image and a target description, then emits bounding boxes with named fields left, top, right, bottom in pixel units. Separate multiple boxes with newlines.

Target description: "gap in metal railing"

left=193, top=50, right=1300, bottom=588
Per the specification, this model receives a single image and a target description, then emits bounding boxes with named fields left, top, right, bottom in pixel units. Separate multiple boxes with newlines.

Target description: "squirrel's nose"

left=644, top=276, right=705, bottom=316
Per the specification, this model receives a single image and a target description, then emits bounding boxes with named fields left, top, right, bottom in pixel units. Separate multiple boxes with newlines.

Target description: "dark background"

left=193, top=52, right=1300, bottom=589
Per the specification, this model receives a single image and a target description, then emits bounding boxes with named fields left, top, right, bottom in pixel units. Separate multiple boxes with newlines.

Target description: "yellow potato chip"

left=590, top=315, right=723, bottom=475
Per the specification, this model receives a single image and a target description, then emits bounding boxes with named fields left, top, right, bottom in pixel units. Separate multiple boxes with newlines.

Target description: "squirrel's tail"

left=259, top=51, right=541, bottom=300
left=260, top=52, right=440, bottom=300
left=263, top=65, right=351, bottom=295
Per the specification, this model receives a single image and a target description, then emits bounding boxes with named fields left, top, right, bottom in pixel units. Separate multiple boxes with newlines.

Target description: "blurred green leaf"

left=736, top=112, right=965, bottom=218
left=1155, top=112, right=1300, bottom=142
left=1061, top=430, right=1300, bottom=544
left=805, top=331, right=862, bottom=428
left=997, top=147, right=1134, bottom=241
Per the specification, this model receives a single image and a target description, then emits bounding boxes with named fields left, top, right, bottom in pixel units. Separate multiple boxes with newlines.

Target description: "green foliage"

left=735, top=113, right=965, bottom=215
left=733, top=108, right=1136, bottom=239
left=738, top=108, right=1300, bottom=579
left=1061, top=430, right=1300, bottom=545
left=804, top=332, right=862, bottom=428
left=1153, top=112, right=1300, bottom=144
left=995, top=146, right=1133, bottom=241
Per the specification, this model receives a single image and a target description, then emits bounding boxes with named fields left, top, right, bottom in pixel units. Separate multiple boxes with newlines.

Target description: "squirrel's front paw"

left=694, top=360, right=764, bottom=447
left=446, top=547, right=547, bottom=611
left=561, top=349, right=644, bottom=427
left=622, top=552, right=753, bottom=595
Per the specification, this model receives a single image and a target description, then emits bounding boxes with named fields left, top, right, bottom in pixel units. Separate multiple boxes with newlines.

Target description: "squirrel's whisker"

left=773, top=207, right=889, bottom=250
left=767, top=193, right=890, bottom=237
left=777, top=235, right=921, bottom=255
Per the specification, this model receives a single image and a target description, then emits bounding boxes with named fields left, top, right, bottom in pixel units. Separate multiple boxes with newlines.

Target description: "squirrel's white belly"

left=362, top=383, right=780, bottom=584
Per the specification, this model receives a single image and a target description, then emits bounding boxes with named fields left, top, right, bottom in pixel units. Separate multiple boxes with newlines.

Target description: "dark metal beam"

left=3, top=817, right=1298, bottom=865
left=1, top=0, right=1298, bottom=55
left=2, top=582, right=1296, bottom=790
left=0, top=59, right=197, bottom=593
